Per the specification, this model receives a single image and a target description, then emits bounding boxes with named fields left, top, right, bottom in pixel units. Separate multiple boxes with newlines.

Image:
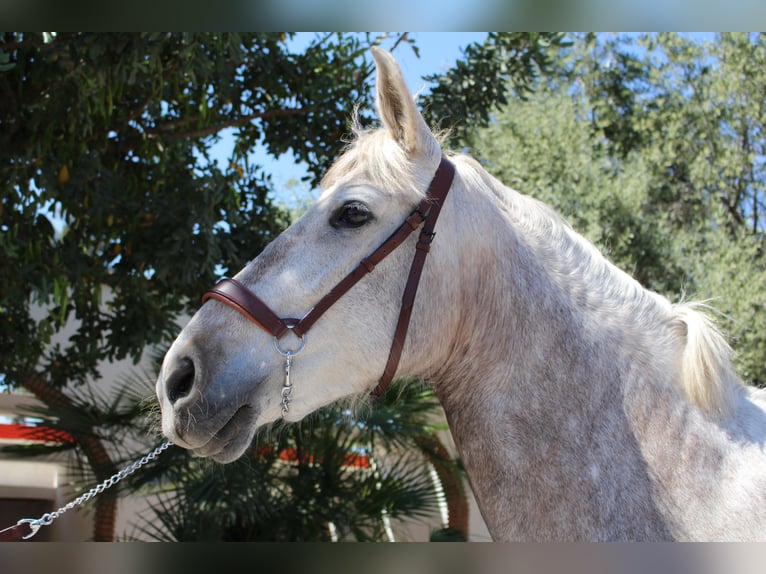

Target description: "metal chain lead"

left=17, top=440, right=173, bottom=539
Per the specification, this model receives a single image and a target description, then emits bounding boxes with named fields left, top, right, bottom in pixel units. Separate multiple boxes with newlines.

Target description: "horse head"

left=155, top=48, right=458, bottom=462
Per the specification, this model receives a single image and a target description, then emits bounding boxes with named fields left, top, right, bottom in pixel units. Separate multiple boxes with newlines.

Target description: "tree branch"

left=139, top=107, right=308, bottom=144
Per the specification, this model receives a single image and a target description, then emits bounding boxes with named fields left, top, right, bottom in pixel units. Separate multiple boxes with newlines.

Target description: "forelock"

left=321, top=113, right=447, bottom=198
left=321, top=128, right=419, bottom=197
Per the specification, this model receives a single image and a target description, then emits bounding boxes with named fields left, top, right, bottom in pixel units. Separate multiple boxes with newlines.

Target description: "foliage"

left=420, top=32, right=569, bottom=146
left=471, top=33, right=766, bottom=384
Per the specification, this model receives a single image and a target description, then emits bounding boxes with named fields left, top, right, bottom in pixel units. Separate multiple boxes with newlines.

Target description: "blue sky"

left=212, top=33, right=489, bottom=205
left=380, top=32, right=489, bottom=93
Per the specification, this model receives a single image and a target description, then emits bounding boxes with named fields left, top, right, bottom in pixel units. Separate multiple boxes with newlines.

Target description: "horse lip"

left=187, top=404, right=257, bottom=460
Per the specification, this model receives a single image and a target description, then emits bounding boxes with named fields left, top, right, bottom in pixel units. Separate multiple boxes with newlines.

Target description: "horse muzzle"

left=157, top=348, right=265, bottom=463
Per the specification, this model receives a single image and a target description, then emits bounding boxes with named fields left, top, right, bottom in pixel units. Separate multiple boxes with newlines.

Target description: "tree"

left=470, top=33, right=766, bottom=385
left=420, top=32, right=569, bottom=147
left=637, top=33, right=766, bottom=384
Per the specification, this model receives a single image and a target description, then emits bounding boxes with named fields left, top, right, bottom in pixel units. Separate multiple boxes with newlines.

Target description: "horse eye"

left=331, top=201, right=373, bottom=229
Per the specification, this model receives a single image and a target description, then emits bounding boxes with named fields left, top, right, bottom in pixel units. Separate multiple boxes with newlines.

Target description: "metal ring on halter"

left=273, top=326, right=306, bottom=357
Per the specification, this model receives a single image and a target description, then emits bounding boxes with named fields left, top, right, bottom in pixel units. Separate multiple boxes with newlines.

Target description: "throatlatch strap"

left=372, top=157, right=455, bottom=396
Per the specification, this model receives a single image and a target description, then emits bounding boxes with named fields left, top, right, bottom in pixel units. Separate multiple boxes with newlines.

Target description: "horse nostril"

left=166, top=357, right=196, bottom=405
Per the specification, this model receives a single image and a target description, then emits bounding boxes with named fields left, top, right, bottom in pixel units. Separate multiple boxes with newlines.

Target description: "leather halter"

left=202, top=157, right=455, bottom=397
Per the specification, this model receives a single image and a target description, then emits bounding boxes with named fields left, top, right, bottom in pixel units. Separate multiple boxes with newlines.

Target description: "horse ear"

left=371, top=46, right=437, bottom=155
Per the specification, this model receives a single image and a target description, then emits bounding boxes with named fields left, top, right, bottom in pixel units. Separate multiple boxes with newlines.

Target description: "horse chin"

left=197, top=436, right=253, bottom=464
left=183, top=404, right=259, bottom=464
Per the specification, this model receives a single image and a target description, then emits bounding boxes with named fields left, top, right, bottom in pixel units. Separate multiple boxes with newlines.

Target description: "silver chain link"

left=18, top=440, right=173, bottom=539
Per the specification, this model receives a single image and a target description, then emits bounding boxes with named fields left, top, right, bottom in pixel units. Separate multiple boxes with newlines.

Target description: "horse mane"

left=455, top=154, right=745, bottom=419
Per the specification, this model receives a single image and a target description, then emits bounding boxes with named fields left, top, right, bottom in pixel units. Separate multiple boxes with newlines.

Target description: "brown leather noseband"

left=202, top=157, right=455, bottom=397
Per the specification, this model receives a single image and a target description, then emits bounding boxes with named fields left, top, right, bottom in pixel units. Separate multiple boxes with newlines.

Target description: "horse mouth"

left=186, top=405, right=258, bottom=463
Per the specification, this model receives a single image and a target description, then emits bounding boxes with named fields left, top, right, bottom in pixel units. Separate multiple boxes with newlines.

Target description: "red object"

left=0, top=423, right=75, bottom=444
left=256, top=445, right=370, bottom=469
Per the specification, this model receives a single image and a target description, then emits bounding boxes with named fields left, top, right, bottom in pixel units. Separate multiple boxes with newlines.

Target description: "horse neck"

left=422, top=160, right=695, bottom=539
left=426, top=159, right=677, bottom=414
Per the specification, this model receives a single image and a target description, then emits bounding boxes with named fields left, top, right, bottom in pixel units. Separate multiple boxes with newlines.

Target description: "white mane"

left=673, top=302, right=743, bottom=416
left=451, top=154, right=744, bottom=418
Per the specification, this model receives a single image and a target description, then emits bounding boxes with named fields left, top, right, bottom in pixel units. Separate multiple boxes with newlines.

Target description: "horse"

left=156, top=47, right=766, bottom=541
